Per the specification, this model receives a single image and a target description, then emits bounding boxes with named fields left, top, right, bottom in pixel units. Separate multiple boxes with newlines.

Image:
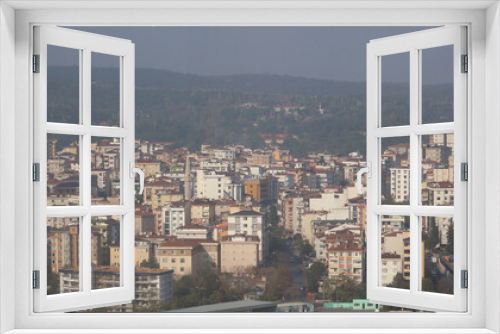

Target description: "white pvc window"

left=366, top=26, right=467, bottom=312
left=33, top=26, right=136, bottom=312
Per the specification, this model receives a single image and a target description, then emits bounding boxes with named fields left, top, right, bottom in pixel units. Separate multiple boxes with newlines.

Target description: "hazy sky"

left=50, top=26, right=452, bottom=84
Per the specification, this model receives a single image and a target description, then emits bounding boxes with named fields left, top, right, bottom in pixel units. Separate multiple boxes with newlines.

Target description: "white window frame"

left=33, top=25, right=136, bottom=313
left=0, top=1, right=499, bottom=334
left=366, top=26, right=467, bottom=312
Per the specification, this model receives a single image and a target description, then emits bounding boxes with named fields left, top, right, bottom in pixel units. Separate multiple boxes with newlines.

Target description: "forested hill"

left=47, top=66, right=452, bottom=157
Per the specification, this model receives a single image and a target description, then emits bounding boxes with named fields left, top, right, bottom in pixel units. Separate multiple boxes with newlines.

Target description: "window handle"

left=357, top=162, right=371, bottom=195
left=129, top=162, right=145, bottom=195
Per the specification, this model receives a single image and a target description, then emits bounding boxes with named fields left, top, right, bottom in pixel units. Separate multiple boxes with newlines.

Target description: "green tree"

left=334, top=277, right=366, bottom=301
left=306, top=262, right=327, bottom=293
left=426, top=219, right=440, bottom=250
left=387, top=273, right=410, bottom=290
left=264, top=266, right=293, bottom=300
left=268, top=205, right=279, bottom=226
left=269, top=225, right=286, bottom=253
left=140, top=257, right=159, bottom=269
left=301, top=240, right=314, bottom=257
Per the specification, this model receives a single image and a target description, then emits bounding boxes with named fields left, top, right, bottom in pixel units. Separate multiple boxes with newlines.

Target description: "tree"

left=445, top=222, right=454, bottom=254
left=140, top=257, right=159, bottom=269
left=269, top=225, right=286, bottom=253
left=301, top=240, right=314, bottom=257
left=306, top=262, right=327, bottom=293
left=264, top=266, right=293, bottom=300
left=334, top=277, right=366, bottom=301
left=425, top=219, right=439, bottom=250
left=387, top=273, right=409, bottom=290
left=268, top=205, right=279, bottom=226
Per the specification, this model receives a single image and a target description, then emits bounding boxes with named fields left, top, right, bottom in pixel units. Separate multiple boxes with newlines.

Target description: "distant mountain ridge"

left=47, top=66, right=452, bottom=157
left=50, top=66, right=372, bottom=95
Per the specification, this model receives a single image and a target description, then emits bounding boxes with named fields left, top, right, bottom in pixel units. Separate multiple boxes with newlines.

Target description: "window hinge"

left=461, top=270, right=468, bottom=289
left=33, top=54, right=40, bottom=73
left=461, top=162, right=468, bottom=181
left=33, top=163, right=40, bottom=182
left=461, top=54, right=468, bottom=73
left=33, top=270, right=40, bottom=289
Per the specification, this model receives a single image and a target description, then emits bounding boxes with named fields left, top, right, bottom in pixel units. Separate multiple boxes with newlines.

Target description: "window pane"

left=91, top=215, right=121, bottom=290
left=381, top=52, right=410, bottom=127
left=421, top=134, right=454, bottom=206
left=47, top=45, right=80, bottom=124
left=421, top=216, right=454, bottom=295
left=91, top=137, right=121, bottom=205
left=381, top=137, right=410, bottom=205
left=47, top=216, right=80, bottom=295
left=380, top=215, right=410, bottom=289
left=47, top=134, right=80, bottom=206
left=91, top=52, right=120, bottom=127
left=421, top=45, right=454, bottom=124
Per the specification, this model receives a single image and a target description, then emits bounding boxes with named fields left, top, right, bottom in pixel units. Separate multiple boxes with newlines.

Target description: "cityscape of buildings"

left=45, top=129, right=455, bottom=312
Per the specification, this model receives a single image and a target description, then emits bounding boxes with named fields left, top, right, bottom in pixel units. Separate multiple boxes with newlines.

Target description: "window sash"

left=366, top=26, right=467, bottom=312
left=33, top=25, right=136, bottom=312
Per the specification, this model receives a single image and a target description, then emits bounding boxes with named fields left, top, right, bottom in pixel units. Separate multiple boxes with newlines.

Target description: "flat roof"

left=166, top=300, right=277, bottom=313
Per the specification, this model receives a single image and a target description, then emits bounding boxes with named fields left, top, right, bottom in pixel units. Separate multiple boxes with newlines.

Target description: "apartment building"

left=196, top=169, right=244, bottom=201
left=327, top=243, right=365, bottom=282
left=161, top=202, right=186, bottom=236
left=390, top=167, right=410, bottom=203
left=190, top=199, right=216, bottom=226
left=381, top=253, right=402, bottom=286
left=221, top=235, right=259, bottom=274
left=59, top=267, right=174, bottom=312
left=157, top=238, right=219, bottom=277
left=427, top=182, right=455, bottom=206
left=227, top=210, right=266, bottom=264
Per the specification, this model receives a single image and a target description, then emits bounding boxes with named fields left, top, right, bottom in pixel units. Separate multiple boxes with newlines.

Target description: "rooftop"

left=166, top=300, right=277, bottom=313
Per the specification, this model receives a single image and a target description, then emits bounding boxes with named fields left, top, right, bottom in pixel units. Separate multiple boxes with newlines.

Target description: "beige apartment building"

left=109, top=240, right=152, bottom=268
left=381, top=253, right=402, bottom=286
left=221, top=235, right=259, bottom=274
left=157, top=238, right=219, bottom=277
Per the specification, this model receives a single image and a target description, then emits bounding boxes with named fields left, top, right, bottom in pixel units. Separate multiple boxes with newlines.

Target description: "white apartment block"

left=162, top=204, right=185, bottom=236
left=227, top=210, right=266, bottom=264
left=427, top=182, right=454, bottom=206
left=199, top=159, right=234, bottom=172
left=390, top=167, right=410, bottom=203
left=381, top=216, right=405, bottom=233
left=309, top=193, right=349, bottom=220
left=59, top=268, right=174, bottom=312
left=196, top=170, right=244, bottom=201
left=175, top=225, right=211, bottom=240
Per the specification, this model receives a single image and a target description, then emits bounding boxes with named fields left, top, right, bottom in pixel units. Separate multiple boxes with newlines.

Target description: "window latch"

left=357, top=162, right=371, bottom=195
left=129, top=162, right=145, bottom=195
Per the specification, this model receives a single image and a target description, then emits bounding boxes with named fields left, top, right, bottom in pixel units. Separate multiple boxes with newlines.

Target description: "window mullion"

left=81, top=47, right=92, bottom=294
left=409, top=47, right=420, bottom=294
